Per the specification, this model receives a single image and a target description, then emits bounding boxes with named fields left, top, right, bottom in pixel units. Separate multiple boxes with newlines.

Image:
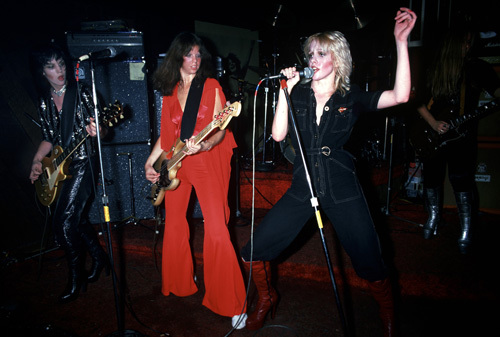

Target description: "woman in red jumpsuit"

left=144, top=32, right=247, bottom=329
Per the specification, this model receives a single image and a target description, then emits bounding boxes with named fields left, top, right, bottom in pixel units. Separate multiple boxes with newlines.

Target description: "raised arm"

left=378, top=7, right=417, bottom=110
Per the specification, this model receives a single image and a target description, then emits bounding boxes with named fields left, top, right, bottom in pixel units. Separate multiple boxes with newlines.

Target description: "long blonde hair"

left=303, top=31, right=352, bottom=95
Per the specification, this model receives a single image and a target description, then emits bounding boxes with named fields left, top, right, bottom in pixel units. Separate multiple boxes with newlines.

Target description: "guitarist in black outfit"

left=29, top=43, right=109, bottom=302
left=416, top=23, right=500, bottom=254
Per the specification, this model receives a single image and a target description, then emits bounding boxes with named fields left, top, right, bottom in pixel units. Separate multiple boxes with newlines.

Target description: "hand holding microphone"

left=265, top=67, right=314, bottom=80
left=271, top=66, right=314, bottom=91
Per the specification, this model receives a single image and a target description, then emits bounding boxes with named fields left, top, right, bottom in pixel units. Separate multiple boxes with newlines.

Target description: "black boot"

left=423, top=187, right=442, bottom=239
left=59, top=249, right=87, bottom=303
left=454, top=191, right=474, bottom=254
left=81, top=226, right=109, bottom=283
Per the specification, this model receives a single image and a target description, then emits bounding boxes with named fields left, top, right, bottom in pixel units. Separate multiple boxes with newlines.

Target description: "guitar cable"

left=224, top=79, right=300, bottom=337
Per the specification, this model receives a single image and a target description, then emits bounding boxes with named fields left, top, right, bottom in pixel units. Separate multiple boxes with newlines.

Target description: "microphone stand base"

left=255, top=161, right=276, bottom=172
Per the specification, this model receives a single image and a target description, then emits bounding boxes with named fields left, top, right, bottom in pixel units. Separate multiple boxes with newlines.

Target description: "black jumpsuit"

left=241, top=83, right=388, bottom=282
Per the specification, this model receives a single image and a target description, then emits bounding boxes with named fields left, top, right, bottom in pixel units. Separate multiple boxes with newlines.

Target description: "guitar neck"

left=55, top=133, right=90, bottom=167
left=449, top=98, right=500, bottom=129
left=53, top=104, right=124, bottom=167
left=166, top=120, right=217, bottom=171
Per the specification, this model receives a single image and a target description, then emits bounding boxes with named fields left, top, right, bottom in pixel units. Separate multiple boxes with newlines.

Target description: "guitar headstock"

left=213, top=101, right=241, bottom=130
left=102, top=100, right=124, bottom=127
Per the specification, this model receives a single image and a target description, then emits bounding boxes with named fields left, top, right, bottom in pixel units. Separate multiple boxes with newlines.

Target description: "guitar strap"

left=426, top=97, right=434, bottom=111
left=60, top=83, right=77, bottom=149
left=180, top=77, right=205, bottom=140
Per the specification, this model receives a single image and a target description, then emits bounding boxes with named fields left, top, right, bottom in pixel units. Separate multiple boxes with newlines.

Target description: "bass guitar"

left=150, top=101, right=241, bottom=206
left=35, top=102, right=124, bottom=206
left=409, top=98, right=499, bottom=160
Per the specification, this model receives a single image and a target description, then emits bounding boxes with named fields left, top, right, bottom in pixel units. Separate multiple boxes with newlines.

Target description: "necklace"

left=53, top=84, right=67, bottom=97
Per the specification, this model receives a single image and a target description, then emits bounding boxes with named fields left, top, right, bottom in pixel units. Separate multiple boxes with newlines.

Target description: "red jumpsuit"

left=159, top=78, right=246, bottom=317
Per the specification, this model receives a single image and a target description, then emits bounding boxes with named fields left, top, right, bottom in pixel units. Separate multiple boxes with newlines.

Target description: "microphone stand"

left=86, top=60, right=148, bottom=336
left=255, top=78, right=276, bottom=171
left=279, top=79, right=350, bottom=336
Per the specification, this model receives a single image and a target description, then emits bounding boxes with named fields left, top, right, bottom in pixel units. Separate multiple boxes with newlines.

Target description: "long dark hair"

left=428, top=28, right=476, bottom=99
left=30, top=42, right=75, bottom=96
left=153, top=32, right=213, bottom=96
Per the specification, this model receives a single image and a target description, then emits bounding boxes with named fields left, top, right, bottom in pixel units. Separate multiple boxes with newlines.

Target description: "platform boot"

left=422, top=187, right=442, bottom=239
left=454, top=191, right=474, bottom=254
left=368, top=278, right=397, bottom=337
left=81, top=225, right=110, bottom=283
left=59, top=247, right=87, bottom=303
left=242, top=260, right=278, bottom=330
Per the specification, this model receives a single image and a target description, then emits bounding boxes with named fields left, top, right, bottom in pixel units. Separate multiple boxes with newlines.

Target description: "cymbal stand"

left=114, top=152, right=152, bottom=231
left=381, top=115, right=422, bottom=227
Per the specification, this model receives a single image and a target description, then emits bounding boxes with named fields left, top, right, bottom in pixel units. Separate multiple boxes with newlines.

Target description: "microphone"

left=265, top=67, right=314, bottom=80
left=78, top=47, right=117, bottom=61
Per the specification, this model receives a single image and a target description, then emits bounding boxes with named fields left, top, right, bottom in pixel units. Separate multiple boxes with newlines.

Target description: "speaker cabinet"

left=66, top=32, right=155, bottom=223
left=86, top=142, right=155, bottom=224
left=444, top=142, right=500, bottom=213
left=66, top=31, right=152, bottom=144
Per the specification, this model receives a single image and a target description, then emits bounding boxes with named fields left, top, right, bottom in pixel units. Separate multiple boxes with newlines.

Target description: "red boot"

left=368, top=278, right=397, bottom=337
left=243, top=260, right=278, bottom=330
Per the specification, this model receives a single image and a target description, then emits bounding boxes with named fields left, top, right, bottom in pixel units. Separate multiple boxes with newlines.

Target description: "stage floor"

left=2, top=199, right=499, bottom=337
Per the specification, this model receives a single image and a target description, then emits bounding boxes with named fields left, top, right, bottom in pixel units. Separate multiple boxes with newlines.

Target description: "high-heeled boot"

left=454, top=191, right=474, bottom=254
left=423, top=187, right=442, bottom=239
left=243, top=260, right=278, bottom=330
left=81, top=226, right=110, bottom=283
left=59, top=248, right=87, bottom=303
left=368, top=278, right=397, bottom=337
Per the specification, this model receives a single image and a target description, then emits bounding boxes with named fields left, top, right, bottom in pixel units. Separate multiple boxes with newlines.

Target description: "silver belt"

left=307, top=146, right=332, bottom=156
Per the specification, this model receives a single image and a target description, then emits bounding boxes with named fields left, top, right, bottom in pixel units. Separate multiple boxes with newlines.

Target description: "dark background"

left=1, top=1, right=499, bottom=254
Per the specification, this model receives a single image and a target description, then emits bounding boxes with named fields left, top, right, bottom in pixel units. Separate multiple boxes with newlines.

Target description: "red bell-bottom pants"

left=161, top=154, right=246, bottom=317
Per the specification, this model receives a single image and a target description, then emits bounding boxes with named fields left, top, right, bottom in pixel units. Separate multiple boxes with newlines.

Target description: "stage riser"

left=239, top=170, right=292, bottom=209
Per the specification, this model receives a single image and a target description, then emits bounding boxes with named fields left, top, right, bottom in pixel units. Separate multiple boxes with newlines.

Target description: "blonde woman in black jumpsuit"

left=240, top=8, right=416, bottom=337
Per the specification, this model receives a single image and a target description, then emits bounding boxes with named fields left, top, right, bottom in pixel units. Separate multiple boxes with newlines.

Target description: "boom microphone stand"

left=84, top=59, right=150, bottom=337
left=279, top=79, right=350, bottom=336
left=255, top=78, right=276, bottom=171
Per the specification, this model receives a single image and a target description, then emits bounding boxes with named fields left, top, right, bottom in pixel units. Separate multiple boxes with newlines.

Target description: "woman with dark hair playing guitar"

left=414, top=21, right=500, bottom=254
left=29, top=43, right=112, bottom=303
left=144, top=32, right=246, bottom=330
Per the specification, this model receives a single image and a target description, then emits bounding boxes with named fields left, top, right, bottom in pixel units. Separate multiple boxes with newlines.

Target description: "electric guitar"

left=409, top=98, right=499, bottom=160
left=35, top=102, right=124, bottom=206
left=150, top=101, right=241, bottom=206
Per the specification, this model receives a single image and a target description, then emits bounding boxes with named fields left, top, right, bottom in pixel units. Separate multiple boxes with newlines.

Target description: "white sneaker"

left=231, top=313, right=247, bottom=329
